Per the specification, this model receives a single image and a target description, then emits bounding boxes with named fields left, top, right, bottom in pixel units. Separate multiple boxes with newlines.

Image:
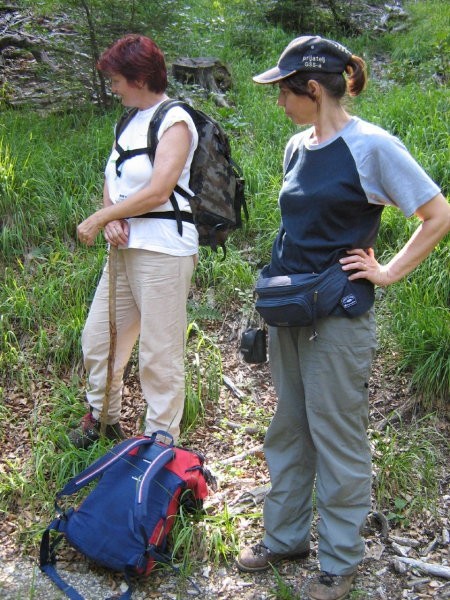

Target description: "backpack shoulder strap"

left=147, top=99, right=191, bottom=162
left=114, top=107, right=151, bottom=177
left=57, top=436, right=161, bottom=498
left=115, top=107, right=139, bottom=147
left=147, top=99, right=194, bottom=235
left=40, top=515, right=87, bottom=599
left=40, top=558, right=86, bottom=600
left=41, top=542, right=133, bottom=600
left=134, top=446, right=176, bottom=520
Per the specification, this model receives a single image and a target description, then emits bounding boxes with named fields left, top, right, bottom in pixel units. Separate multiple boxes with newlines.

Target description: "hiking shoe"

left=68, top=412, right=125, bottom=449
left=236, top=542, right=309, bottom=572
left=308, top=571, right=356, bottom=600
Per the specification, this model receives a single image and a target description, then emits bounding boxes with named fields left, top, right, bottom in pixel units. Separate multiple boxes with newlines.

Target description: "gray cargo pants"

left=263, top=310, right=377, bottom=575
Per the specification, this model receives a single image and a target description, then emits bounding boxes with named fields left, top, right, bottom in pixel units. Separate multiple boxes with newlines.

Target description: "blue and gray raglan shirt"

left=269, top=116, right=441, bottom=276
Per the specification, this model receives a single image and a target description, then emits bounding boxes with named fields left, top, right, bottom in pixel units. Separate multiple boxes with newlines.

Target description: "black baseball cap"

left=253, top=35, right=353, bottom=84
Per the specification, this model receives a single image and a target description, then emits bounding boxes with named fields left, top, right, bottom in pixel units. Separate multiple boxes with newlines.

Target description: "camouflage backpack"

left=114, top=99, right=248, bottom=256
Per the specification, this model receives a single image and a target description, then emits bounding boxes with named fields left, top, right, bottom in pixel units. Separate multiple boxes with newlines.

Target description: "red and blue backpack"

left=40, top=432, right=214, bottom=599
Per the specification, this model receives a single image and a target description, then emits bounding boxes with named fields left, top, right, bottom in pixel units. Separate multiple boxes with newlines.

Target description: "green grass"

left=370, top=416, right=445, bottom=525
left=164, top=501, right=244, bottom=596
left=181, top=322, right=223, bottom=436
left=271, top=568, right=302, bottom=600
left=384, top=1, right=449, bottom=85
left=375, top=230, right=449, bottom=406
left=0, top=108, right=113, bottom=259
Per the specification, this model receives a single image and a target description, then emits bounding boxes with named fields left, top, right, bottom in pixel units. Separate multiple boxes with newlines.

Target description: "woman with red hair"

left=70, top=35, right=199, bottom=448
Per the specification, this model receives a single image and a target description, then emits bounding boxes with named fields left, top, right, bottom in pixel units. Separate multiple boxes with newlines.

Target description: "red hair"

left=97, top=34, right=167, bottom=93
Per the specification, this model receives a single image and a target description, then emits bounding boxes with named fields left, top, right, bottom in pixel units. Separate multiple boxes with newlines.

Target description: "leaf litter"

left=1, top=311, right=449, bottom=599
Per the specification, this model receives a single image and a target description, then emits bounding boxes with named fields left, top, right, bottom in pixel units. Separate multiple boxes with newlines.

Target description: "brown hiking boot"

left=308, top=571, right=356, bottom=600
left=236, top=542, right=309, bottom=572
left=68, top=412, right=125, bottom=449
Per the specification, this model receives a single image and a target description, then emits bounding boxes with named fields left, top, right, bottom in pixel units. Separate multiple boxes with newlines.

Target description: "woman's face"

left=277, top=85, right=317, bottom=125
left=109, top=73, right=142, bottom=107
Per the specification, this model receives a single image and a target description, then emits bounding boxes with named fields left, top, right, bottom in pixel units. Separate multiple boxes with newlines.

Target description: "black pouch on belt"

left=240, top=327, right=267, bottom=364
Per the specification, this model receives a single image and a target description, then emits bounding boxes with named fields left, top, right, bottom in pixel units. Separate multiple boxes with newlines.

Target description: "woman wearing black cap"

left=236, top=36, right=450, bottom=600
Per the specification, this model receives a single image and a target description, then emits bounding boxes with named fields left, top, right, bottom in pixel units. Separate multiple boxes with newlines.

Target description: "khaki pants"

left=263, top=310, right=377, bottom=575
left=81, top=248, right=195, bottom=441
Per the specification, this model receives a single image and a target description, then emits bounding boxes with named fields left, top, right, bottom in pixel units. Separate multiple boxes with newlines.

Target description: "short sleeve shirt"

left=105, top=101, right=199, bottom=256
left=269, top=116, right=440, bottom=275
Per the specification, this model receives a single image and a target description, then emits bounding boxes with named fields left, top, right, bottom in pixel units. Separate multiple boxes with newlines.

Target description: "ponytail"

left=345, top=55, right=367, bottom=97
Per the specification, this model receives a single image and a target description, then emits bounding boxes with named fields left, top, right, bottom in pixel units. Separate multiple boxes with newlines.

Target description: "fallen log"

left=394, top=557, right=450, bottom=580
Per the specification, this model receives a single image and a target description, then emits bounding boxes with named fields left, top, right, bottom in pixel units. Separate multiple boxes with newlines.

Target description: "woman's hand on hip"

left=340, top=248, right=391, bottom=287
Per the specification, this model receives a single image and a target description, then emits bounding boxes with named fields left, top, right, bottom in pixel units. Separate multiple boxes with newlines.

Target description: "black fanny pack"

left=255, top=262, right=374, bottom=331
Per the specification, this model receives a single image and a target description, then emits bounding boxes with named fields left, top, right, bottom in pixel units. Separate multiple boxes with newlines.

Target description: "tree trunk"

left=171, top=57, right=232, bottom=94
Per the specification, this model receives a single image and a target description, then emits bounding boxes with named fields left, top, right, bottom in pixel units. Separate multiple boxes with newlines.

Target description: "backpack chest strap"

left=115, top=143, right=151, bottom=177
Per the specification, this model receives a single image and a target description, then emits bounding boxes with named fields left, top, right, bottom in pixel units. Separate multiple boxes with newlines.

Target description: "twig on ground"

left=213, top=444, right=263, bottom=468
left=222, top=420, right=259, bottom=435
left=372, top=511, right=390, bottom=539
left=229, top=483, right=270, bottom=507
left=394, top=557, right=450, bottom=580
left=374, top=397, right=417, bottom=431
left=223, top=375, right=246, bottom=400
